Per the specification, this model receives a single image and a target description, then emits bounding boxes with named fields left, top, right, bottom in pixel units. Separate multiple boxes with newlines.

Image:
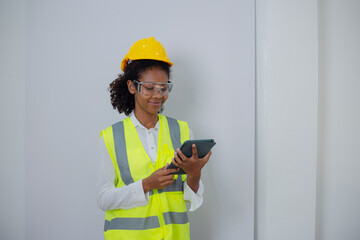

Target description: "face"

left=127, top=68, right=169, bottom=117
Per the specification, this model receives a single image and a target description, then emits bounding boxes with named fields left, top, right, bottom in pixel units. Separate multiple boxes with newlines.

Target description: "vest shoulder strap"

left=165, top=116, right=181, bottom=150
left=112, top=120, right=135, bottom=185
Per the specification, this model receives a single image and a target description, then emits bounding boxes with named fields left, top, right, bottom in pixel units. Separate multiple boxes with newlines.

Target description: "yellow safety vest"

left=100, top=115, right=190, bottom=240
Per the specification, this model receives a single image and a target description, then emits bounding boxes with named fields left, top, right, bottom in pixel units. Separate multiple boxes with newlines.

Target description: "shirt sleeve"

left=182, top=126, right=205, bottom=211
left=96, top=136, right=149, bottom=211
left=183, top=179, right=204, bottom=211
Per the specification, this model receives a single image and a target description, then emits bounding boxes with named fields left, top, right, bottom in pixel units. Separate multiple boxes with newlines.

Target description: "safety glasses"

left=132, top=80, right=173, bottom=97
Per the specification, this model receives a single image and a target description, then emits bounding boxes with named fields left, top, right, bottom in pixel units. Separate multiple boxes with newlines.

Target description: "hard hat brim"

left=121, top=57, right=173, bottom=72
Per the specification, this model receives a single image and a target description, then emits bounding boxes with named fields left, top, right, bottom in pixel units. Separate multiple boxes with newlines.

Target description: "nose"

left=152, top=88, right=164, bottom=97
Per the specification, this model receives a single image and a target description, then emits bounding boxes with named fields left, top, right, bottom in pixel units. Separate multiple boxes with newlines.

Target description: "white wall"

left=256, top=0, right=360, bottom=240
left=0, top=0, right=27, bottom=239
left=255, top=0, right=318, bottom=239
left=0, top=0, right=255, bottom=240
left=9, top=1, right=360, bottom=240
left=317, top=1, right=360, bottom=239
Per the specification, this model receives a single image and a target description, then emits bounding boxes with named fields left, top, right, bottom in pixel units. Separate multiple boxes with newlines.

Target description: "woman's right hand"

left=142, top=163, right=179, bottom=193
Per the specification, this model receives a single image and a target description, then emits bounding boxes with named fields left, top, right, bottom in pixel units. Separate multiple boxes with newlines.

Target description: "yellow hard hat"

left=121, top=37, right=173, bottom=71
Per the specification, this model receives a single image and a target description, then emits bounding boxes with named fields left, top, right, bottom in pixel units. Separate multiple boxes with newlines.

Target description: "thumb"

left=164, top=162, right=169, bottom=169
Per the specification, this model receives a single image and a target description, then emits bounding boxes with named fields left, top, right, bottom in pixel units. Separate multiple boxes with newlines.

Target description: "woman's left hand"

left=172, top=144, right=211, bottom=179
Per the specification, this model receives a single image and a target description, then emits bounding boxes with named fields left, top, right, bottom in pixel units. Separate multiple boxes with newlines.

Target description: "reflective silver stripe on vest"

left=166, top=117, right=181, bottom=150
left=158, top=176, right=184, bottom=194
left=163, top=212, right=189, bottom=225
left=112, top=121, right=134, bottom=185
left=104, top=216, right=160, bottom=231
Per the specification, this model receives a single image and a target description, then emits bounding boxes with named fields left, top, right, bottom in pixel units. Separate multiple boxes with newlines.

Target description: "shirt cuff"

left=130, top=179, right=149, bottom=206
left=183, top=179, right=204, bottom=212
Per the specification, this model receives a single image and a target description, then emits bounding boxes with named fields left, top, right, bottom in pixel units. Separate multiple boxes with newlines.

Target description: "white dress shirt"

left=96, top=113, right=204, bottom=212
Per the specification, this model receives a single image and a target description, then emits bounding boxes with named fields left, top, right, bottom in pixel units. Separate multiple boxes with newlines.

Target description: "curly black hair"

left=109, top=60, right=171, bottom=115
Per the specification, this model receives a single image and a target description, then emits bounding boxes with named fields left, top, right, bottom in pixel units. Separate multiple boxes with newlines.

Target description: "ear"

left=127, top=80, right=136, bottom=94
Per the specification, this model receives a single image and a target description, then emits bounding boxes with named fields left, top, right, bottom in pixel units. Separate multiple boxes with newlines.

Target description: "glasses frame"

left=132, top=80, right=173, bottom=97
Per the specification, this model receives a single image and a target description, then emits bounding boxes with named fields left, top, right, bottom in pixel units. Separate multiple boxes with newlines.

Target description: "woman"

left=97, top=37, right=211, bottom=240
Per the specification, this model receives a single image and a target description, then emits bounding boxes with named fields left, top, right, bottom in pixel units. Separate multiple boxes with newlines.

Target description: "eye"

left=160, top=87, right=169, bottom=92
left=143, top=86, right=154, bottom=91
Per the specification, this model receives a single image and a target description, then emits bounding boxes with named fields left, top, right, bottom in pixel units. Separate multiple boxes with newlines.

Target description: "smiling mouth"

left=148, top=101, right=162, bottom=106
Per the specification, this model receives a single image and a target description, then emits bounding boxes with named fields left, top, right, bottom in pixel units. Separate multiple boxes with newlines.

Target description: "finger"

left=160, top=175, right=175, bottom=183
left=164, top=162, right=169, bottom=169
left=203, top=150, right=212, bottom=160
left=192, top=144, right=198, bottom=159
left=176, top=148, right=187, bottom=162
left=174, top=151, right=184, bottom=164
left=172, top=158, right=180, bottom=167
left=161, top=179, right=175, bottom=188
left=158, top=166, right=177, bottom=176
left=200, top=151, right=212, bottom=166
left=164, top=167, right=180, bottom=175
left=164, top=174, right=176, bottom=180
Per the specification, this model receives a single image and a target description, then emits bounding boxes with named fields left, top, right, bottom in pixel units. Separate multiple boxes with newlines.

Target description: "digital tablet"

left=167, top=139, right=216, bottom=174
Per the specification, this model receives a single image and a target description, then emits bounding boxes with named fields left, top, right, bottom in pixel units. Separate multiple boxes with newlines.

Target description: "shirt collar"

left=129, top=112, right=160, bottom=130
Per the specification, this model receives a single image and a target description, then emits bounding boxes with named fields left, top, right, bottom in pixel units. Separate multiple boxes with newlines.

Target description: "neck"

left=134, top=110, right=159, bottom=129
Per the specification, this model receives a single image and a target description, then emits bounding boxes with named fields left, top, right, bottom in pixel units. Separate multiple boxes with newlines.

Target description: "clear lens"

left=133, top=80, right=172, bottom=97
